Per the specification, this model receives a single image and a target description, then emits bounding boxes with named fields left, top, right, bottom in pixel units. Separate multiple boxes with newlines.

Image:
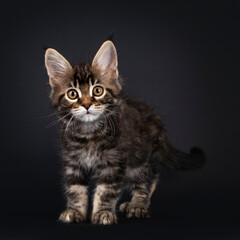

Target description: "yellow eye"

left=93, top=86, right=104, bottom=96
left=67, top=89, right=78, bottom=100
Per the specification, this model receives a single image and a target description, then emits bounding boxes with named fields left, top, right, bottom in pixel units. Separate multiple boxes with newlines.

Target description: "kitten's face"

left=45, top=41, right=121, bottom=123
left=63, top=70, right=106, bottom=123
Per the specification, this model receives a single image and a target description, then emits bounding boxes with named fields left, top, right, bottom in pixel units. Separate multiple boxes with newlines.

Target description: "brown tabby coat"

left=45, top=41, right=205, bottom=224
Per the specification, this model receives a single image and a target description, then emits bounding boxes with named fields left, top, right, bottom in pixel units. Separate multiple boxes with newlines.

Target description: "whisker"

left=39, top=109, right=68, bottom=119
left=104, top=109, right=118, bottom=120
left=47, top=112, right=72, bottom=128
left=97, top=114, right=107, bottom=141
left=64, top=114, right=75, bottom=141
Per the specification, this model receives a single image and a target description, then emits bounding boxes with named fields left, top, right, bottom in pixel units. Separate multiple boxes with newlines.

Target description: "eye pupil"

left=93, top=86, right=103, bottom=96
left=67, top=89, right=78, bottom=99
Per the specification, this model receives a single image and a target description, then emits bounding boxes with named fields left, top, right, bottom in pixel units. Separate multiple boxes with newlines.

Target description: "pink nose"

left=82, top=103, right=92, bottom=110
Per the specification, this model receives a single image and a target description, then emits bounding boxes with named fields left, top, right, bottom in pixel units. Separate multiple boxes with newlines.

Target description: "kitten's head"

left=45, top=41, right=121, bottom=123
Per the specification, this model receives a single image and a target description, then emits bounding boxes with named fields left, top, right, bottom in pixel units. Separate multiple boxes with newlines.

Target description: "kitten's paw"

left=119, top=202, right=130, bottom=212
left=91, top=211, right=117, bottom=225
left=58, top=209, right=85, bottom=223
left=120, top=202, right=149, bottom=218
left=127, top=206, right=149, bottom=218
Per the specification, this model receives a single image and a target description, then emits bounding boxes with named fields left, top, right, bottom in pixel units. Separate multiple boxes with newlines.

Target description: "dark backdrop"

left=0, top=1, right=239, bottom=239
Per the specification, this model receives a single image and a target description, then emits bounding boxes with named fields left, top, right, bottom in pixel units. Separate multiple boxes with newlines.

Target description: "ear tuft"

left=105, top=33, right=115, bottom=42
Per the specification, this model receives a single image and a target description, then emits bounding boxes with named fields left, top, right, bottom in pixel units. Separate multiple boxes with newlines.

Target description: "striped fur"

left=45, top=41, right=205, bottom=225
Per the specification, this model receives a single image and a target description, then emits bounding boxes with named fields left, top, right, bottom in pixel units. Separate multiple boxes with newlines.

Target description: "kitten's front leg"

left=59, top=184, right=88, bottom=223
left=59, top=165, right=89, bottom=223
left=91, top=156, right=124, bottom=225
left=91, top=182, right=121, bottom=225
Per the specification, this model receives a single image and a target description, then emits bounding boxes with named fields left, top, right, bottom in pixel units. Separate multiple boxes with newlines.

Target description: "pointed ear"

left=45, top=48, right=72, bottom=87
left=92, top=41, right=119, bottom=82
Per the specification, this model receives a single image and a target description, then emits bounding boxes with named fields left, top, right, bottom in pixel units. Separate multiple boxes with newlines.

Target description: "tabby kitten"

left=45, top=40, right=205, bottom=225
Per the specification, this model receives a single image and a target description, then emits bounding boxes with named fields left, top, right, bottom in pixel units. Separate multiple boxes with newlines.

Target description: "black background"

left=0, top=1, right=239, bottom=239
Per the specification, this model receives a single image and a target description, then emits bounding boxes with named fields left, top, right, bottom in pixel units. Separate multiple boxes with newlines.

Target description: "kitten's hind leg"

left=120, top=175, right=159, bottom=218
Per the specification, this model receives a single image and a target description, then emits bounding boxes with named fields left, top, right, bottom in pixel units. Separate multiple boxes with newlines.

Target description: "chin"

left=79, top=113, right=101, bottom=123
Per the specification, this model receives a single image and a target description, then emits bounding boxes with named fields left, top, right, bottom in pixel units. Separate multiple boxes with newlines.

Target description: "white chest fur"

left=77, top=147, right=99, bottom=169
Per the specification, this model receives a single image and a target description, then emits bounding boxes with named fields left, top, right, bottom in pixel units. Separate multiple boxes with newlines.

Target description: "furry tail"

left=158, top=135, right=206, bottom=171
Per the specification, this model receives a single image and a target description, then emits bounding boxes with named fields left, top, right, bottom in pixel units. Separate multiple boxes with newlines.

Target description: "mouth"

left=74, top=110, right=101, bottom=122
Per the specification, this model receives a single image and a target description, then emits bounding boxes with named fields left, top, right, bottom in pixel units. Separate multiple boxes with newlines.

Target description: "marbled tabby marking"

left=45, top=40, right=205, bottom=225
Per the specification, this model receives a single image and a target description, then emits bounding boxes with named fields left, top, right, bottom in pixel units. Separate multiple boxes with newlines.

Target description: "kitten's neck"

left=78, top=120, right=104, bottom=135
left=62, top=118, right=105, bottom=139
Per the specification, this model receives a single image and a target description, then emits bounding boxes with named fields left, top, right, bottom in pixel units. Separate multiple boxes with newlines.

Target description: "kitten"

left=45, top=40, right=205, bottom=225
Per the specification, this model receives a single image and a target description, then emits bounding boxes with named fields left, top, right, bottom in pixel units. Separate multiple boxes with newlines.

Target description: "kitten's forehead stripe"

left=73, top=78, right=78, bottom=88
left=90, top=77, right=94, bottom=86
left=73, top=64, right=93, bottom=85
